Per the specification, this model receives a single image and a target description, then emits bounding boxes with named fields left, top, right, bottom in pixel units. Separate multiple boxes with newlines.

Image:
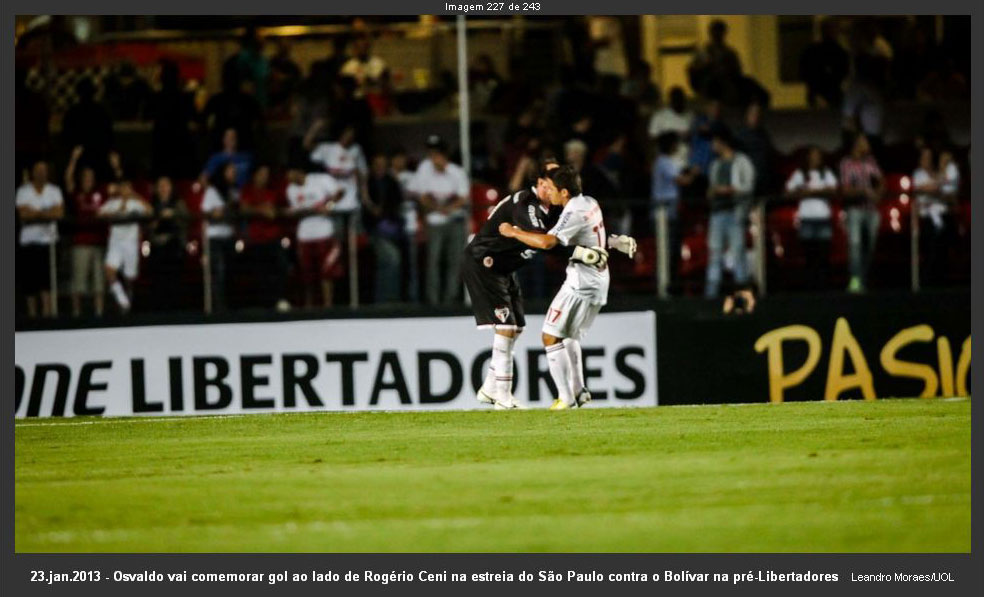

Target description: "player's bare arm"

left=498, top=222, right=557, bottom=250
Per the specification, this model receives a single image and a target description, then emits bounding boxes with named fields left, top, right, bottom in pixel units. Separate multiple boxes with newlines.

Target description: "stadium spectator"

left=391, top=148, right=420, bottom=302
left=61, top=77, right=114, bottom=180
left=148, top=60, right=197, bottom=179
left=98, top=178, right=152, bottom=314
left=786, top=146, right=838, bottom=290
left=268, top=39, right=302, bottom=116
left=688, top=19, right=743, bottom=105
left=409, top=135, right=470, bottom=305
left=622, top=59, right=660, bottom=122
left=913, top=148, right=960, bottom=287
left=842, top=19, right=892, bottom=145
left=201, top=67, right=263, bottom=152
left=705, top=129, right=755, bottom=299
left=146, top=176, right=189, bottom=311
left=65, top=146, right=107, bottom=317
left=286, top=165, right=345, bottom=308
left=564, top=139, right=616, bottom=201
left=648, top=87, right=693, bottom=168
left=588, top=16, right=629, bottom=77
left=339, top=34, right=388, bottom=99
left=839, top=133, right=884, bottom=293
left=736, top=103, right=778, bottom=197
left=286, top=76, right=331, bottom=168
left=652, top=132, right=696, bottom=293
left=469, top=54, right=503, bottom=112
left=365, top=153, right=406, bottom=303
left=306, top=120, right=369, bottom=214
left=240, top=164, right=289, bottom=310
left=202, top=128, right=253, bottom=189
left=894, top=23, right=937, bottom=101
left=223, top=27, right=270, bottom=108
left=103, top=61, right=151, bottom=121
left=684, top=99, right=725, bottom=198
left=799, top=18, right=849, bottom=109
left=201, top=162, right=240, bottom=312
left=16, top=160, right=64, bottom=318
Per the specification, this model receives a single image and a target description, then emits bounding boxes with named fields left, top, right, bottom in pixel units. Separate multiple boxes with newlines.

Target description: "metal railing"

left=15, top=190, right=970, bottom=320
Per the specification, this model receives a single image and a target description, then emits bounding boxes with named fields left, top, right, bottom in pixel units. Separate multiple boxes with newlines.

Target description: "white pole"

left=656, top=205, right=669, bottom=299
left=456, top=15, right=471, bottom=177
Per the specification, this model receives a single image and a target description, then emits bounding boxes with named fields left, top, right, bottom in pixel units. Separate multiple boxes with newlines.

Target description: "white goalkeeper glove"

left=608, top=234, right=638, bottom=259
left=571, top=245, right=609, bottom=269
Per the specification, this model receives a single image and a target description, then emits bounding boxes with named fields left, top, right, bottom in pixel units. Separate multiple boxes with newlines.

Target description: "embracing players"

left=463, top=159, right=560, bottom=410
left=498, top=165, right=637, bottom=410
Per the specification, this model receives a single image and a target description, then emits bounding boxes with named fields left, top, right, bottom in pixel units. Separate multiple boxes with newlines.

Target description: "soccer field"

left=15, top=398, right=970, bottom=553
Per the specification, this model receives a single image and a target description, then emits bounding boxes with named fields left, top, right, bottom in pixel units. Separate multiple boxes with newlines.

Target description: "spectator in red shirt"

left=240, top=164, right=289, bottom=310
left=65, top=145, right=107, bottom=317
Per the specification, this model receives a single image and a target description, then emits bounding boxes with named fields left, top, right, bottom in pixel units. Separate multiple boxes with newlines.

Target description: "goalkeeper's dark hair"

left=547, top=165, right=582, bottom=197
left=537, top=157, right=559, bottom=179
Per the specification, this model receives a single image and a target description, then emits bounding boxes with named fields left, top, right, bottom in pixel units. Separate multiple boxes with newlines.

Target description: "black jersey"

left=465, top=187, right=559, bottom=274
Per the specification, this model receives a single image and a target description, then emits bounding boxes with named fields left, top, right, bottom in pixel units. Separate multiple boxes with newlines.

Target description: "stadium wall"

left=656, top=289, right=971, bottom=405
left=13, top=290, right=971, bottom=417
left=14, top=312, right=657, bottom=417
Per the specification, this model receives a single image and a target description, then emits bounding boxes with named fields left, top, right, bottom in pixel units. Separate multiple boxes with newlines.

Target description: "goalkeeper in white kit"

left=498, top=165, right=637, bottom=409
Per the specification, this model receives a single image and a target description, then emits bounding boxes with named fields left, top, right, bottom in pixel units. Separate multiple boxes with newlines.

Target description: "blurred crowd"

left=14, top=16, right=971, bottom=319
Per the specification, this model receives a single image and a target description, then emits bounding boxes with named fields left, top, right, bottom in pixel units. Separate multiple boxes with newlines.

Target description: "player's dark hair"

left=538, top=157, right=559, bottom=179
left=547, top=165, right=582, bottom=197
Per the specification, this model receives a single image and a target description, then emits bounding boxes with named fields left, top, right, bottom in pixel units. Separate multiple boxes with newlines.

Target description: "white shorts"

left=541, top=284, right=603, bottom=340
left=105, top=240, right=140, bottom=280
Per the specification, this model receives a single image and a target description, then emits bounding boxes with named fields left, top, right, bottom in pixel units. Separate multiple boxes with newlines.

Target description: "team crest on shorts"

left=494, top=306, right=510, bottom=322
left=483, top=256, right=494, bottom=268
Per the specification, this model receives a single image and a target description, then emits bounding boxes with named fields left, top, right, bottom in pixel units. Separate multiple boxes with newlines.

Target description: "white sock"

left=545, top=342, right=574, bottom=404
left=563, top=338, right=585, bottom=396
left=110, top=281, right=131, bottom=310
left=491, top=333, right=516, bottom=398
left=481, top=365, right=497, bottom=396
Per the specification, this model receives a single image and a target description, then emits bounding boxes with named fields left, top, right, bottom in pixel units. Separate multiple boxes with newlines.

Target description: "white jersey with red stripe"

left=548, top=193, right=610, bottom=305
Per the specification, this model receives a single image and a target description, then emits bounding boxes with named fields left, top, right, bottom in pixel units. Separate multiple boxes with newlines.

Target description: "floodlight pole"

left=456, top=15, right=471, bottom=177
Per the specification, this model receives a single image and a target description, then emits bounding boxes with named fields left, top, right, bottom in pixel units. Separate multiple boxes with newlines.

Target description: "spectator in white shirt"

left=16, top=160, right=65, bottom=318
left=408, top=135, right=470, bottom=305
left=913, top=147, right=960, bottom=286
left=305, top=121, right=369, bottom=214
left=201, top=162, right=240, bottom=312
left=286, top=165, right=345, bottom=308
left=648, top=87, right=693, bottom=169
left=339, top=35, right=388, bottom=99
left=98, top=178, right=152, bottom=313
left=786, top=146, right=839, bottom=290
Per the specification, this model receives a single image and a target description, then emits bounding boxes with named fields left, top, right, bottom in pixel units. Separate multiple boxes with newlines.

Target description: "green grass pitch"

left=15, top=398, right=970, bottom=552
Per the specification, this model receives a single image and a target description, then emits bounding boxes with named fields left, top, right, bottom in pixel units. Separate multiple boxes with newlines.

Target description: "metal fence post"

left=348, top=212, right=359, bottom=308
left=655, top=204, right=669, bottom=299
left=48, top=238, right=58, bottom=317
left=753, top=201, right=767, bottom=296
left=202, top=219, right=212, bottom=315
left=911, top=198, right=920, bottom=293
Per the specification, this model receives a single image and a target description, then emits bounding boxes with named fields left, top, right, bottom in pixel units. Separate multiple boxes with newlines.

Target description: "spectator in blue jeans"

left=838, top=133, right=884, bottom=292
left=705, top=129, right=755, bottom=299
left=652, top=132, right=696, bottom=293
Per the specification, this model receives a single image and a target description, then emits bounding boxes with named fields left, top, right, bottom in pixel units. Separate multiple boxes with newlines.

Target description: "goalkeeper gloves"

left=608, top=234, right=638, bottom=259
left=571, top=245, right=609, bottom=269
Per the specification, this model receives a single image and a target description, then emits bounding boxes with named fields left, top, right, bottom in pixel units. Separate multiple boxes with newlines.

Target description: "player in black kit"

left=464, top=159, right=560, bottom=409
